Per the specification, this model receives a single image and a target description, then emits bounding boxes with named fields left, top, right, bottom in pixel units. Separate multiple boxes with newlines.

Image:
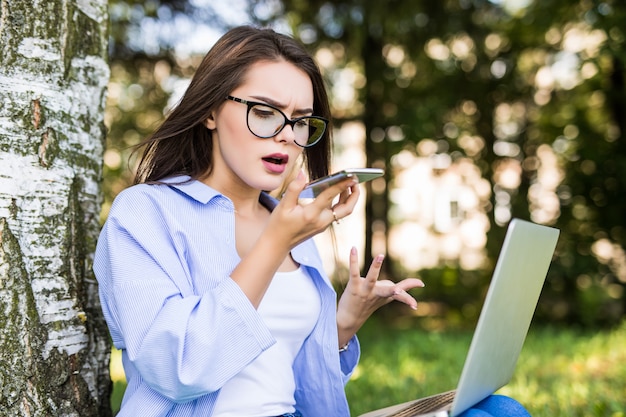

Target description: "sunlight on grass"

left=499, top=323, right=626, bottom=416
left=109, top=347, right=125, bottom=382
left=108, top=320, right=626, bottom=416
left=347, top=319, right=626, bottom=416
left=109, top=347, right=125, bottom=415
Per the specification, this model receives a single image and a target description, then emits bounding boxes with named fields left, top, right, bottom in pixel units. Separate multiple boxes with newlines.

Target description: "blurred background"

left=104, top=0, right=625, bottom=330
left=103, top=1, right=626, bottom=414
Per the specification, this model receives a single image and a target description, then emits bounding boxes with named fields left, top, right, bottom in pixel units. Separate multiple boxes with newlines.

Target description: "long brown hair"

left=133, top=26, right=333, bottom=185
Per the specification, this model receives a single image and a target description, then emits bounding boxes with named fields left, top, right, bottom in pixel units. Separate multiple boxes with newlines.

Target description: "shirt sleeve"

left=94, top=187, right=275, bottom=402
left=339, top=334, right=360, bottom=383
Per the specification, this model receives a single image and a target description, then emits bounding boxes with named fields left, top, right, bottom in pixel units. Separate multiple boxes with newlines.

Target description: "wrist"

left=336, top=310, right=360, bottom=337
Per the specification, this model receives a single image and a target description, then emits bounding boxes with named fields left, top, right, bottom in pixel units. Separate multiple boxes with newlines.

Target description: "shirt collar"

left=162, top=175, right=278, bottom=210
left=161, top=175, right=220, bottom=204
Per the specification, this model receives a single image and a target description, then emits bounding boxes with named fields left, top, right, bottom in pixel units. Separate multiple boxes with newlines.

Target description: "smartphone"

left=299, top=168, right=384, bottom=199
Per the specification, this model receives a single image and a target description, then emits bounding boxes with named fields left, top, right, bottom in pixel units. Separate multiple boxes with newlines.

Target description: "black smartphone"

left=298, top=168, right=384, bottom=198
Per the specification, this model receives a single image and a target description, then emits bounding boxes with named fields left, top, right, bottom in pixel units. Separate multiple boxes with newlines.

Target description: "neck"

left=223, top=189, right=267, bottom=218
left=200, top=173, right=263, bottom=210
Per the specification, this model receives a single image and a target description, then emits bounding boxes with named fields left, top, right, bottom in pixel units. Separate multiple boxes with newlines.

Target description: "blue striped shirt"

left=94, top=176, right=360, bottom=417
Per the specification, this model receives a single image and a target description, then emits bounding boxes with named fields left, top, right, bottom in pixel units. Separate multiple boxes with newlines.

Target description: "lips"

left=261, top=153, right=289, bottom=174
left=262, top=153, right=289, bottom=166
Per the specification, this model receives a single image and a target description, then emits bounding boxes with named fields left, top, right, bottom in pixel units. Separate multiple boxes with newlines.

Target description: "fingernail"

left=376, top=254, right=384, bottom=263
left=351, top=247, right=357, bottom=255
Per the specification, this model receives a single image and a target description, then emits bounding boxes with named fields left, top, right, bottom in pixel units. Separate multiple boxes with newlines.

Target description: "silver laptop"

left=359, top=218, right=559, bottom=417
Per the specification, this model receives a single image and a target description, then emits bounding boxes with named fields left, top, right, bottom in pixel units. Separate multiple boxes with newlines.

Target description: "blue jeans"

left=458, top=395, right=531, bottom=417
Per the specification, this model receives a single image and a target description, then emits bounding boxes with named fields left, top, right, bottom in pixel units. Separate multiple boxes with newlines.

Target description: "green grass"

left=109, top=320, right=626, bottom=416
left=347, top=317, right=626, bottom=416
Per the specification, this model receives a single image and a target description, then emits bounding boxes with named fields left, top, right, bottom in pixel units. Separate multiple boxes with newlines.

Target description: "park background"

left=103, top=0, right=626, bottom=415
left=102, top=1, right=626, bottom=415
left=1, top=0, right=623, bottom=415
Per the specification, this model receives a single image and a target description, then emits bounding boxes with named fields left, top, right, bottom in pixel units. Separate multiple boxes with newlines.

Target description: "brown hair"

left=133, top=25, right=333, bottom=184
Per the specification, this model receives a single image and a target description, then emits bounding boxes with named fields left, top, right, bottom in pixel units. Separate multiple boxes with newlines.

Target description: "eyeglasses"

left=225, top=95, right=328, bottom=148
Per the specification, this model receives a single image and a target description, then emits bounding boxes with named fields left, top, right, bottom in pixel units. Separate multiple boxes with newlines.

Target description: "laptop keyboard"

left=387, top=390, right=456, bottom=417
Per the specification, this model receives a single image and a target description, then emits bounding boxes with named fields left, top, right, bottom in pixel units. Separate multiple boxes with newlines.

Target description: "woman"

left=94, top=26, right=529, bottom=417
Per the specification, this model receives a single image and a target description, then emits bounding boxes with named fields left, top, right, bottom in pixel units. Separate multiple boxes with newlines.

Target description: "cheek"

left=217, top=112, right=243, bottom=137
left=214, top=113, right=252, bottom=150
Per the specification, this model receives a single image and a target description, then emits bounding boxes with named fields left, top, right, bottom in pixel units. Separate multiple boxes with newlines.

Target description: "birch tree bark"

left=0, top=0, right=111, bottom=415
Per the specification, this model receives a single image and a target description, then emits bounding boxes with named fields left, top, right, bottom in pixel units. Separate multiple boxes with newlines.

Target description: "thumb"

left=281, top=170, right=307, bottom=204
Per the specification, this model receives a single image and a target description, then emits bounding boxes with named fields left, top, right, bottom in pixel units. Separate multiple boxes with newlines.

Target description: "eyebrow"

left=249, top=95, right=314, bottom=116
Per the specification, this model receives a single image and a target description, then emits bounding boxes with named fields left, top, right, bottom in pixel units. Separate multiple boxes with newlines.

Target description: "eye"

left=251, top=104, right=279, bottom=119
left=294, top=118, right=310, bottom=128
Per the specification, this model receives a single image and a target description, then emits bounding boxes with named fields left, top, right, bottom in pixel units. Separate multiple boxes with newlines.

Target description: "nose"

left=274, top=122, right=297, bottom=145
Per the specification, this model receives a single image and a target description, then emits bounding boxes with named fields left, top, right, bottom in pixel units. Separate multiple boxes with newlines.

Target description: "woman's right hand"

left=231, top=170, right=359, bottom=307
left=266, top=170, right=359, bottom=250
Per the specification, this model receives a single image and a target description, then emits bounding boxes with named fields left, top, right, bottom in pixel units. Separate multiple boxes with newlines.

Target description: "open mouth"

left=262, top=154, right=288, bottom=165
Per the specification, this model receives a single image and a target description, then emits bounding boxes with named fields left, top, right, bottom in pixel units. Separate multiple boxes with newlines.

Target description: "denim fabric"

left=458, top=395, right=532, bottom=417
left=277, top=412, right=302, bottom=417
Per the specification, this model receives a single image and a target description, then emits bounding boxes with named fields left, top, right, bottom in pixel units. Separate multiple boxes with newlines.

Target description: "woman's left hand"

left=336, top=247, right=425, bottom=348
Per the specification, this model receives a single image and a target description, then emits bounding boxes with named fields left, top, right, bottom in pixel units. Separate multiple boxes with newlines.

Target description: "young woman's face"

left=205, top=60, right=315, bottom=194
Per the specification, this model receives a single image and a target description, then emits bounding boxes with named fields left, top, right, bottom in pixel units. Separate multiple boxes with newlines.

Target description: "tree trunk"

left=0, top=1, right=111, bottom=415
left=361, top=8, right=392, bottom=278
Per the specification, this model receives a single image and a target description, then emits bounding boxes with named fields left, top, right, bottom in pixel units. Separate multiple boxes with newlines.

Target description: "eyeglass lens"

left=248, top=103, right=325, bottom=146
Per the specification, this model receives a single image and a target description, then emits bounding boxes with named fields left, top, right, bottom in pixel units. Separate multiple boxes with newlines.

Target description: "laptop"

left=359, top=218, right=559, bottom=417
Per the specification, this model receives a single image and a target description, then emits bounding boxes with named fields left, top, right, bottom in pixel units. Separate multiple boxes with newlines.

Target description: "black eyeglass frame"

left=225, top=95, right=328, bottom=148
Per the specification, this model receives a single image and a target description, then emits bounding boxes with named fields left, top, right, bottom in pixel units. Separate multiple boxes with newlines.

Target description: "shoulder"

left=109, top=183, right=172, bottom=215
left=110, top=176, right=223, bottom=214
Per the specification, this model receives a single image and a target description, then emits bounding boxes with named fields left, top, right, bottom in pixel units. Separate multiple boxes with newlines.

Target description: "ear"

left=204, top=111, right=217, bottom=130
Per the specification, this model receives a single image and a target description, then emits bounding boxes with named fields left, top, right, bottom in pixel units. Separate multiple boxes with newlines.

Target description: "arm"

left=228, top=171, right=359, bottom=308
left=95, top=189, right=275, bottom=402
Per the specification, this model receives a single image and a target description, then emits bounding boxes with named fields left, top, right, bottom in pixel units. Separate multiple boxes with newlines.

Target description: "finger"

left=313, top=176, right=357, bottom=208
left=281, top=170, right=308, bottom=208
left=395, top=278, right=425, bottom=291
left=392, top=287, right=418, bottom=310
left=331, top=185, right=360, bottom=221
left=330, top=184, right=359, bottom=224
left=348, top=247, right=361, bottom=281
left=336, top=182, right=353, bottom=204
left=363, top=254, right=385, bottom=288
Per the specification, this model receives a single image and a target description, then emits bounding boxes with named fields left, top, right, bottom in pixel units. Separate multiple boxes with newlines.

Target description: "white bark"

left=0, top=1, right=111, bottom=415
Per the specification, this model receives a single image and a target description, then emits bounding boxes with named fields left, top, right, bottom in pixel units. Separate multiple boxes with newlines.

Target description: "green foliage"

left=270, top=0, right=626, bottom=327
left=347, top=317, right=626, bottom=416
left=105, top=0, right=626, bottom=327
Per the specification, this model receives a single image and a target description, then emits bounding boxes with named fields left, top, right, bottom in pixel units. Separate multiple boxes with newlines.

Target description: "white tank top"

left=212, top=266, right=321, bottom=417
